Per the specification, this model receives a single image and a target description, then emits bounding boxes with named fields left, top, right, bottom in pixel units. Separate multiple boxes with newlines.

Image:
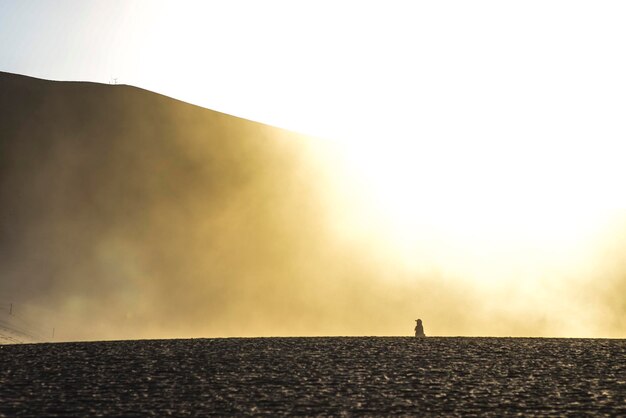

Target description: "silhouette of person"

left=415, top=319, right=425, bottom=337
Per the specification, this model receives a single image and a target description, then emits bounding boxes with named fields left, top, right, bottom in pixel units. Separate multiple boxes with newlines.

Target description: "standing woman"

left=415, top=319, right=426, bottom=337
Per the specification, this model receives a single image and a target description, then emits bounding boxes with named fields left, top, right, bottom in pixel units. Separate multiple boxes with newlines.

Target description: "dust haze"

left=1, top=72, right=625, bottom=341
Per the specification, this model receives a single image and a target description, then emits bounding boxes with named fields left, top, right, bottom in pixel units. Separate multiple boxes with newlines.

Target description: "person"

left=414, top=319, right=426, bottom=337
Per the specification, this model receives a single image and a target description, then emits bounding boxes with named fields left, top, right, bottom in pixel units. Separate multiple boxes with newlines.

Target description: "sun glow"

left=326, top=122, right=624, bottom=288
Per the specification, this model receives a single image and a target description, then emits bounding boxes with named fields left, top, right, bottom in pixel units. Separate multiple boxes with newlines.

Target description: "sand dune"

left=0, top=71, right=376, bottom=341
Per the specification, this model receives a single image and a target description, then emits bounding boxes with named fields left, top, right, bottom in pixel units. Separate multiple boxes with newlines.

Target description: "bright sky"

left=2, top=0, right=626, bottom=285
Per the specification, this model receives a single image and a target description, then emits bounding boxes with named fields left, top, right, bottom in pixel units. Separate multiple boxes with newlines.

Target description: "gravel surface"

left=1, top=337, right=624, bottom=416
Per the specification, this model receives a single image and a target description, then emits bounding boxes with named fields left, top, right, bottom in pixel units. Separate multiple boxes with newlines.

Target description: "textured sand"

left=1, top=337, right=624, bottom=416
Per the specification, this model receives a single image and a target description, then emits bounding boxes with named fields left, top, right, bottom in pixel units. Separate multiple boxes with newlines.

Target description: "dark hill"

left=0, top=72, right=341, bottom=340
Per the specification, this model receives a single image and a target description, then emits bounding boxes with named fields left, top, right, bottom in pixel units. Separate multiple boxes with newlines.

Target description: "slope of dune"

left=0, top=304, right=39, bottom=344
left=0, top=71, right=357, bottom=341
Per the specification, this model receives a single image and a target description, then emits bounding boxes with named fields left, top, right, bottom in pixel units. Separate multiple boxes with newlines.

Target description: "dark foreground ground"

left=1, top=337, right=625, bottom=416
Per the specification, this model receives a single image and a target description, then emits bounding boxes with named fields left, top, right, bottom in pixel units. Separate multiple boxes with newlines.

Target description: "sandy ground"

left=0, top=337, right=624, bottom=416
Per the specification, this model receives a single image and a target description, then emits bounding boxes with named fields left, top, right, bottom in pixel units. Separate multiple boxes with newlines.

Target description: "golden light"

left=326, top=122, right=625, bottom=291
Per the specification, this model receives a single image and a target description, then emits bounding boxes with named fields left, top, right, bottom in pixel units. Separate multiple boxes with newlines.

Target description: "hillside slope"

left=0, top=302, right=41, bottom=344
left=0, top=72, right=353, bottom=341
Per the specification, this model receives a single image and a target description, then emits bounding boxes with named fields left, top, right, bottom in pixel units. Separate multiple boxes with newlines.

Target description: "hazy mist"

left=1, top=72, right=625, bottom=341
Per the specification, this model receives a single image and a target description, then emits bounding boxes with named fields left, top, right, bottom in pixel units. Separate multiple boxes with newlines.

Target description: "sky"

left=2, top=1, right=626, bottom=338
left=2, top=0, right=626, bottom=208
